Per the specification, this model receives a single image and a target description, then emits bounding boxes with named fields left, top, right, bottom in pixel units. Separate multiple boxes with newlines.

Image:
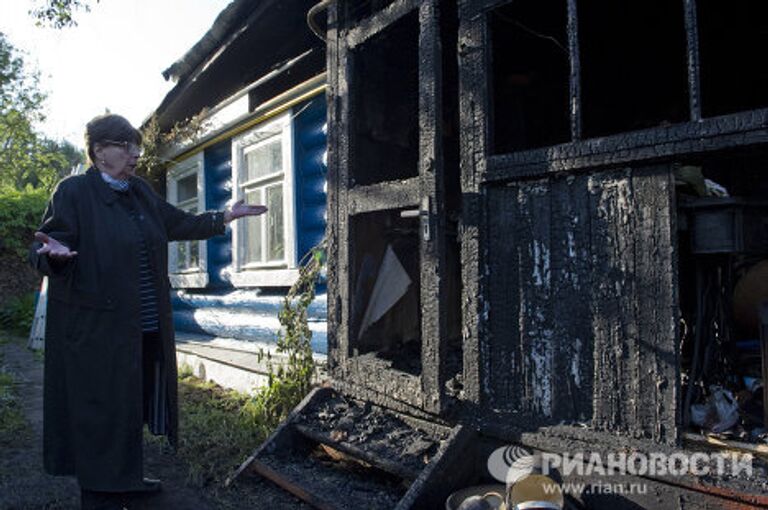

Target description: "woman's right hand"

left=34, top=232, right=78, bottom=259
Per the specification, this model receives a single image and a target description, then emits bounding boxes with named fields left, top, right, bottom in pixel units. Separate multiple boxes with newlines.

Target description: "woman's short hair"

left=84, top=114, right=142, bottom=165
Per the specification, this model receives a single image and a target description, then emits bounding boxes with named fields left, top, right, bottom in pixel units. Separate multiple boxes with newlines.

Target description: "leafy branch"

left=243, top=239, right=326, bottom=427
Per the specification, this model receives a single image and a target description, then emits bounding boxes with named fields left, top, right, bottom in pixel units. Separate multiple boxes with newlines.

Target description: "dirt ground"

left=0, top=335, right=309, bottom=510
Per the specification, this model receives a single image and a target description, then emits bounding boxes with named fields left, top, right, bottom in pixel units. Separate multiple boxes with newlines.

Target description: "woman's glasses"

left=103, top=140, right=142, bottom=156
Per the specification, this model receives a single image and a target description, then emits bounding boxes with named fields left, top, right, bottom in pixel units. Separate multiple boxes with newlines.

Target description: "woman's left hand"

left=224, top=200, right=268, bottom=223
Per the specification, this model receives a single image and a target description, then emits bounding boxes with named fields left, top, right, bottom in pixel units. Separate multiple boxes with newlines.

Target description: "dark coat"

left=29, top=168, right=225, bottom=491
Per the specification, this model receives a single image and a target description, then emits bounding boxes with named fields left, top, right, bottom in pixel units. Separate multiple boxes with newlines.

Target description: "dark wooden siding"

left=483, top=166, right=678, bottom=443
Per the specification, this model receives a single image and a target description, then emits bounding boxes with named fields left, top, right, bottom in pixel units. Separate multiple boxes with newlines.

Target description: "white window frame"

left=167, top=152, right=209, bottom=289
left=230, top=112, right=298, bottom=287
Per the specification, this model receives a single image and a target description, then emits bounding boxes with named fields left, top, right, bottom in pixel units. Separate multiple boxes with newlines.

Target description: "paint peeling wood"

left=588, top=168, right=639, bottom=435
left=549, top=174, right=593, bottom=422
left=485, top=183, right=522, bottom=412
left=586, top=167, right=678, bottom=442
left=631, top=167, right=679, bottom=444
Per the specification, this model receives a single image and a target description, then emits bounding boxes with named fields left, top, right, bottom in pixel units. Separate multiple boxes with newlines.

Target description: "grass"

left=0, top=349, right=30, bottom=445
left=145, top=370, right=282, bottom=489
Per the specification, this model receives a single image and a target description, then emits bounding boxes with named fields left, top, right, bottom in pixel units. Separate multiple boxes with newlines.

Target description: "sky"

left=0, top=0, right=232, bottom=146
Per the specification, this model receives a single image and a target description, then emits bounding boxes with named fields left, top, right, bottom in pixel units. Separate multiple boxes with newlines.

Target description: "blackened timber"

left=486, top=108, right=768, bottom=181
left=292, top=424, right=421, bottom=482
left=567, top=0, right=582, bottom=140
left=631, top=167, right=679, bottom=444
left=248, top=458, right=338, bottom=510
left=485, top=184, right=523, bottom=412
left=418, top=0, right=447, bottom=414
left=395, top=425, right=476, bottom=510
left=347, top=178, right=421, bottom=215
left=326, top=0, right=345, bottom=372
left=456, top=7, right=489, bottom=407
left=461, top=0, right=503, bottom=17
left=683, top=0, right=702, bottom=121
left=346, top=0, right=421, bottom=49
left=548, top=174, right=593, bottom=422
left=588, top=169, right=638, bottom=435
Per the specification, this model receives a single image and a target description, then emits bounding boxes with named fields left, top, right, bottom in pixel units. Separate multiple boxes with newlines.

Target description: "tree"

left=0, top=32, right=83, bottom=191
left=29, top=0, right=98, bottom=29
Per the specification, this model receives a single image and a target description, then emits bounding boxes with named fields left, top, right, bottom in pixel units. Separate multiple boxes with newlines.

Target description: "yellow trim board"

left=169, top=80, right=327, bottom=164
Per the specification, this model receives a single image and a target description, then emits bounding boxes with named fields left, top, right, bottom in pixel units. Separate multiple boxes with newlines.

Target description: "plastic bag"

left=690, top=386, right=740, bottom=433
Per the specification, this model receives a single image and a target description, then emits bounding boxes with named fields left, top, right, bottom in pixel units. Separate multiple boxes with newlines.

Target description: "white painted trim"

left=230, top=111, right=297, bottom=287
left=169, top=272, right=209, bottom=289
left=166, top=152, right=208, bottom=289
left=229, top=268, right=300, bottom=288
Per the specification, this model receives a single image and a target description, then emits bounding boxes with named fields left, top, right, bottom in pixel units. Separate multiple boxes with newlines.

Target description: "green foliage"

left=0, top=33, right=83, bottom=191
left=0, top=293, right=36, bottom=336
left=137, top=112, right=208, bottom=189
left=167, top=377, right=267, bottom=487
left=29, top=0, right=97, bottom=29
left=0, top=187, right=48, bottom=258
left=244, top=241, right=326, bottom=426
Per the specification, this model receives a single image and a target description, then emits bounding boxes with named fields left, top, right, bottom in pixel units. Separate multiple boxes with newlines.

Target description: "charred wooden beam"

left=346, top=0, right=421, bottom=48
left=567, top=0, right=582, bottom=140
left=486, top=108, right=768, bottom=181
left=683, top=0, right=702, bottom=122
left=293, top=424, right=421, bottom=481
left=347, top=178, right=421, bottom=215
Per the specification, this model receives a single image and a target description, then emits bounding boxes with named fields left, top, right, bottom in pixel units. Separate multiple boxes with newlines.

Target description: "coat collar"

left=87, top=167, right=120, bottom=205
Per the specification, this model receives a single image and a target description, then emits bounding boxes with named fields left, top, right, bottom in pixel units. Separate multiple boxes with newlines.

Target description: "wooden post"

left=759, top=302, right=768, bottom=432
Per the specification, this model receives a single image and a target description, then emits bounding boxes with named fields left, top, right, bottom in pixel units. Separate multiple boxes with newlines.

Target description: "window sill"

left=230, top=268, right=300, bottom=288
left=170, top=271, right=209, bottom=289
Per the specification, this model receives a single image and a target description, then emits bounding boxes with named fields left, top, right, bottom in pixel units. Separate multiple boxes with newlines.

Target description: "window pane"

left=177, top=241, right=188, bottom=270
left=243, top=189, right=263, bottom=264
left=698, top=0, right=768, bottom=117
left=189, top=241, right=199, bottom=269
left=244, top=137, right=282, bottom=183
left=177, top=174, right=198, bottom=203
left=266, top=185, right=284, bottom=261
left=490, top=0, right=570, bottom=153
left=578, top=0, right=688, bottom=137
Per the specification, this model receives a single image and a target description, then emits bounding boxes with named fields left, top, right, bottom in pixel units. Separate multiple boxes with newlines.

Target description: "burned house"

left=230, top=0, right=768, bottom=508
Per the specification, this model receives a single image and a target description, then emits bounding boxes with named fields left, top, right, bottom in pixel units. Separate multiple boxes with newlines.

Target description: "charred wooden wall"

left=480, top=167, right=679, bottom=442
left=328, top=0, right=768, bottom=451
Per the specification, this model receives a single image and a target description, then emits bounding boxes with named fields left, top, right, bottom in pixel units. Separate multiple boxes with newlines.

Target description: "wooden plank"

left=588, top=168, right=636, bottom=434
left=225, top=387, right=332, bottom=486
left=417, top=0, right=447, bottom=414
left=248, top=458, right=338, bottom=510
left=396, top=425, right=476, bottom=510
left=516, top=179, right=554, bottom=419
left=549, top=174, right=594, bottom=422
left=457, top=11, right=490, bottom=406
left=346, top=0, right=421, bottom=49
left=631, top=167, right=679, bottom=444
left=684, top=432, right=768, bottom=459
left=484, top=108, right=768, bottom=181
left=347, top=178, right=421, bottom=215
left=293, top=424, right=420, bottom=481
left=485, top=184, right=522, bottom=411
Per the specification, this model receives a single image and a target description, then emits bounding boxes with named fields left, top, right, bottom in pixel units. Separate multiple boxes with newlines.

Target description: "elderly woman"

left=29, top=114, right=266, bottom=509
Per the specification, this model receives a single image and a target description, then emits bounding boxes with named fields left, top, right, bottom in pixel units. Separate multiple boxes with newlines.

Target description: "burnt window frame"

left=460, top=0, right=768, bottom=184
